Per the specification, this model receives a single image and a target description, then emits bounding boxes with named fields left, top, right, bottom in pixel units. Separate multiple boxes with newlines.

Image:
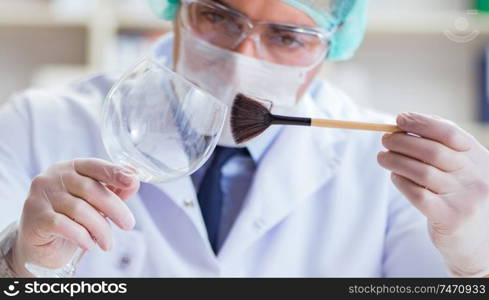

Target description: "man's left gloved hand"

left=378, top=112, right=489, bottom=277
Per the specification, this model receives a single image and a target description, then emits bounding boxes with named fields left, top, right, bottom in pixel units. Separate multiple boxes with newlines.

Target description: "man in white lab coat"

left=0, top=0, right=489, bottom=277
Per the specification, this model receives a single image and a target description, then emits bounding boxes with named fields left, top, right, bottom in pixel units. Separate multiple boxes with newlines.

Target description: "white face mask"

left=175, top=29, right=315, bottom=147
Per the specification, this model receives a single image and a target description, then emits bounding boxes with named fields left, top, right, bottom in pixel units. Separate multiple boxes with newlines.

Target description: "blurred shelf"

left=0, top=2, right=172, bottom=31
left=0, top=12, right=172, bottom=32
left=0, top=0, right=173, bottom=71
left=0, top=6, right=89, bottom=28
left=368, top=11, right=489, bottom=35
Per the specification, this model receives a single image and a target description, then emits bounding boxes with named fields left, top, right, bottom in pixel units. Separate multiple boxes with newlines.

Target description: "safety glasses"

left=179, top=0, right=335, bottom=67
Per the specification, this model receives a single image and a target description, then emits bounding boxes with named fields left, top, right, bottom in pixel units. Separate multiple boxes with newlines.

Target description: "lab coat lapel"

left=148, top=176, right=209, bottom=241
left=219, top=95, right=347, bottom=262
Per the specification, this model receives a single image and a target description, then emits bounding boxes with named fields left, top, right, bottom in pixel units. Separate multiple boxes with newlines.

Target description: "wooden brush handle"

left=311, top=119, right=400, bottom=133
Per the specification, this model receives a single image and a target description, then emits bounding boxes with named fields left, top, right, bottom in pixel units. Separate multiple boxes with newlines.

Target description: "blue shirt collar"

left=245, top=125, right=282, bottom=163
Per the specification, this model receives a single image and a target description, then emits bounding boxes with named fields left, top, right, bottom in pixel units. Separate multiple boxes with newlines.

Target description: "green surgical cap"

left=148, top=0, right=368, bottom=60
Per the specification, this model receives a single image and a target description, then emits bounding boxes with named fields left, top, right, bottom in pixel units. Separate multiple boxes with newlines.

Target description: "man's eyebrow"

left=211, top=0, right=247, bottom=17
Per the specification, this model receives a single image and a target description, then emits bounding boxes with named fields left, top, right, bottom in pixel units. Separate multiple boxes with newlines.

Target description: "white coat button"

left=183, top=199, right=195, bottom=208
left=118, top=255, right=131, bottom=270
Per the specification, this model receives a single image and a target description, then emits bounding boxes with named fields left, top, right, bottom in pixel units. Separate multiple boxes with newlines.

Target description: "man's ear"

left=172, top=10, right=181, bottom=70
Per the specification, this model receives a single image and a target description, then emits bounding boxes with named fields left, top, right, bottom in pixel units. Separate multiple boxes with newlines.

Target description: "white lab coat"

left=0, top=38, right=448, bottom=277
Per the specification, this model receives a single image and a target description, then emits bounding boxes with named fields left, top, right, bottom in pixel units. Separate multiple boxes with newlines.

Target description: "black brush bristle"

left=231, top=94, right=274, bottom=144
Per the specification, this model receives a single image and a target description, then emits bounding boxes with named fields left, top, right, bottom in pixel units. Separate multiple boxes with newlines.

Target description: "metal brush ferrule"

left=270, top=114, right=312, bottom=126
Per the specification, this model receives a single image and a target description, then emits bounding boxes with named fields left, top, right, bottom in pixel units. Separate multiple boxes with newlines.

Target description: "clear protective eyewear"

left=179, top=0, right=335, bottom=67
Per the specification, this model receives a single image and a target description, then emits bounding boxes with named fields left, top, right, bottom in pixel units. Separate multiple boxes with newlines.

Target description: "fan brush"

left=231, top=93, right=401, bottom=144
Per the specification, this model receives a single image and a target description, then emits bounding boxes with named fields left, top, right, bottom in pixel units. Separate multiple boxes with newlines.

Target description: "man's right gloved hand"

left=7, top=158, right=139, bottom=276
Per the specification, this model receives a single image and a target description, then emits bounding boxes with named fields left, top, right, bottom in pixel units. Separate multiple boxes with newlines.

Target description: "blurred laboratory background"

left=1, top=0, right=489, bottom=145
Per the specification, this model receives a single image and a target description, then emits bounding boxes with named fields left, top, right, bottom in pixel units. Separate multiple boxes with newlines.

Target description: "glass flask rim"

left=101, top=57, right=229, bottom=183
